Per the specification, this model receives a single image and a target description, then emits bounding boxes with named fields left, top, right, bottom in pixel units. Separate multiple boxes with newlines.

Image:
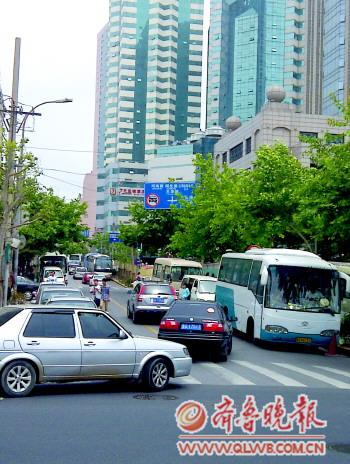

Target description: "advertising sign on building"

left=119, top=187, right=144, bottom=196
left=144, top=182, right=196, bottom=210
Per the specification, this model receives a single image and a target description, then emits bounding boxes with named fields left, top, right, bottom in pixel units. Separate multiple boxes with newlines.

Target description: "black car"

left=158, top=301, right=232, bottom=361
left=16, top=276, right=39, bottom=299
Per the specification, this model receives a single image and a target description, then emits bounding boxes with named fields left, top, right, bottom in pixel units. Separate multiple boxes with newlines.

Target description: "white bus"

left=152, top=258, right=202, bottom=290
left=216, top=248, right=347, bottom=347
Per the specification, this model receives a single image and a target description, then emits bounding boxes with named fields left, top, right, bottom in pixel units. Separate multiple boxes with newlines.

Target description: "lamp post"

left=11, top=98, right=73, bottom=295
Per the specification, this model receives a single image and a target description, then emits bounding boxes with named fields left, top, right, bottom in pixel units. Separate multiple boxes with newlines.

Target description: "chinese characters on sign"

left=110, top=187, right=144, bottom=196
left=144, top=182, right=196, bottom=209
left=175, top=394, right=327, bottom=457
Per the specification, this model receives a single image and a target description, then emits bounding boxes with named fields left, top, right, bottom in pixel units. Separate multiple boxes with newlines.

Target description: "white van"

left=181, top=275, right=217, bottom=301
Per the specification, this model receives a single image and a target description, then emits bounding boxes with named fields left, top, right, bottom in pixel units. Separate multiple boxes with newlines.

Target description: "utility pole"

left=0, top=38, right=21, bottom=306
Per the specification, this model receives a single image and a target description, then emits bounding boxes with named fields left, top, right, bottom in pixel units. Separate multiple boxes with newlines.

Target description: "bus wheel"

left=246, top=318, right=254, bottom=343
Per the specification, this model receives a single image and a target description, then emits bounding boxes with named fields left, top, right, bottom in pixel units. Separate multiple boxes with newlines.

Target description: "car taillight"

left=170, top=286, right=177, bottom=299
left=160, top=319, right=180, bottom=330
left=203, top=321, right=224, bottom=332
left=137, top=286, right=146, bottom=301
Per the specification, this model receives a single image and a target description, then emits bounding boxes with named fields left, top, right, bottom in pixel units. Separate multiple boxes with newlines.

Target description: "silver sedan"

left=0, top=306, right=192, bottom=397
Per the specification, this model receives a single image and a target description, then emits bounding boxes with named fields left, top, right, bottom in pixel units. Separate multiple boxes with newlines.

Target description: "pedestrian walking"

left=90, top=278, right=101, bottom=307
left=101, top=278, right=110, bottom=311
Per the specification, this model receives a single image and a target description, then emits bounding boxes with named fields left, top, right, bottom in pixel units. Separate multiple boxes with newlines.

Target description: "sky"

left=0, top=0, right=209, bottom=200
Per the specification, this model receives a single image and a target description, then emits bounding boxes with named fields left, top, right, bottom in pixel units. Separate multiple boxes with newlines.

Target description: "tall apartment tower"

left=207, top=0, right=322, bottom=126
left=323, top=0, right=350, bottom=115
left=95, top=0, right=204, bottom=232
left=82, top=24, right=109, bottom=233
left=105, top=0, right=204, bottom=164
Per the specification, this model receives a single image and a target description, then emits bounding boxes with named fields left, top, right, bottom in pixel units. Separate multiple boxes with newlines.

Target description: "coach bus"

left=39, top=253, right=68, bottom=279
left=216, top=248, right=347, bottom=347
left=83, top=253, right=114, bottom=279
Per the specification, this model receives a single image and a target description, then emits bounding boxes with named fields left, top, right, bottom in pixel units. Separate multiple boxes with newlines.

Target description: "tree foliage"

left=119, top=202, right=179, bottom=256
left=20, top=188, right=88, bottom=256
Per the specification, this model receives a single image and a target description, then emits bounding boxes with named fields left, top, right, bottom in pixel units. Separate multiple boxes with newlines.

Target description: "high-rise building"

left=207, top=0, right=322, bottom=126
left=82, top=24, right=109, bottom=233
left=95, top=0, right=204, bottom=231
left=323, top=0, right=350, bottom=116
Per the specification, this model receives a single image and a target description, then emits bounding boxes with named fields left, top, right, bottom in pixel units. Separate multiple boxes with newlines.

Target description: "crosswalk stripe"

left=200, top=362, right=254, bottom=385
left=273, top=363, right=350, bottom=389
left=313, top=365, right=350, bottom=379
left=175, top=375, right=202, bottom=385
left=232, top=360, right=306, bottom=387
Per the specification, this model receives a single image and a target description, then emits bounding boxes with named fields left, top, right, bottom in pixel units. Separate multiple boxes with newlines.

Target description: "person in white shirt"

left=90, top=278, right=101, bottom=307
left=47, top=272, right=57, bottom=283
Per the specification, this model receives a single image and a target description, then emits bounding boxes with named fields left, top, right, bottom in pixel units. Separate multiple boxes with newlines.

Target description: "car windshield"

left=41, top=290, right=81, bottom=304
left=69, top=255, right=80, bottom=261
left=47, top=300, right=96, bottom=308
left=171, top=266, right=202, bottom=281
left=265, top=265, right=340, bottom=313
left=143, top=285, right=173, bottom=295
left=76, top=267, right=87, bottom=272
left=170, top=303, right=220, bottom=318
left=44, top=269, right=63, bottom=278
left=198, top=280, right=217, bottom=294
left=95, top=257, right=112, bottom=270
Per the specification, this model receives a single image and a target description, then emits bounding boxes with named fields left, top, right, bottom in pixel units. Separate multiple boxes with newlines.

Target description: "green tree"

left=119, top=202, right=179, bottom=256
left=19, top=188, right=88, bottom=257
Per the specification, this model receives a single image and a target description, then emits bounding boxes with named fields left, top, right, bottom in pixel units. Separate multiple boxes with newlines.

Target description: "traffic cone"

left=325, top=334, right=338, bottom=356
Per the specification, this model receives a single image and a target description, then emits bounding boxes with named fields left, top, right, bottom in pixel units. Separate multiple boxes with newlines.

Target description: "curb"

left=338, top=345, right=350, bottom=357
left=111, top=278, right=129, bottom=289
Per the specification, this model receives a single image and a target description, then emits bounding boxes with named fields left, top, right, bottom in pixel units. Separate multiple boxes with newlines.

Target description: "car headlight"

left=265, top=325, right=289, bottom=334
left=320, top=329, right=339, bottom=337
left=183, top=347, right=190, bottom=356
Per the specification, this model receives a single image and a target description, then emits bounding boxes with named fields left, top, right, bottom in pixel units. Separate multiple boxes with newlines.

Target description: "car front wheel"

left=143, top=357, right=170, bottom=391
left=1, top=360, right=36, bottom=398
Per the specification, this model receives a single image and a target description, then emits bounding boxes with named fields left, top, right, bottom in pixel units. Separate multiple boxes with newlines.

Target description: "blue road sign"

left=82, top=229, right=90, bottom=238
left=109, top=232, right=122, bottom=243
left=144, top=182, right=196, bottom=210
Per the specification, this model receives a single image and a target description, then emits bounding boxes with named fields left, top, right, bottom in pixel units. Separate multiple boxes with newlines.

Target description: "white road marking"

left=232, top=360, right=306, bottom=387
left=273, top=363, right=350, bottom=389
left=312, top=365, right=350, bottom=379
left=175, top=375, right=202, bottom=385
left=201, top=362, right=254, bottom=385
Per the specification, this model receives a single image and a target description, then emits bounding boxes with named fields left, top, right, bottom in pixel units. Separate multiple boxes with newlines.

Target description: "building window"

left=246, top=137, right=252, bottom=154
left=229, top=143, right=243, bottom=163
left=300, top=131, right=318, bottom=138
left=222, top=152, right=227, bottom=164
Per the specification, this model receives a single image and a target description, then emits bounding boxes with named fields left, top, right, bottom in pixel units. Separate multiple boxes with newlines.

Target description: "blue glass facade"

left=207, top=0, right=308, bottom=125
left=323, top=0, right=347, bottom=116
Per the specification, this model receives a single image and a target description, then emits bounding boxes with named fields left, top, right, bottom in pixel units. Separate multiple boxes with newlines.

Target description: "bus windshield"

left=265, top=265, right=340, bottom=313
left=40, top=256, right=67, bottom=272
left=171, top=266, right=202, bottom=281
left=95, top=256, right=112, bottom=271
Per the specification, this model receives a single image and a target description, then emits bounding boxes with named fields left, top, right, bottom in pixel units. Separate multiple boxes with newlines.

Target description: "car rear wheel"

left=127, top=302, right=131, bottom=319
left=1, top=360, right=36, bottom=398
left=143, top=357, right=169, bottom=391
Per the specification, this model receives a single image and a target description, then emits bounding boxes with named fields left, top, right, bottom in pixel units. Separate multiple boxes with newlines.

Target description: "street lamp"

left=11, top=98, right=73, bottom=295
left=19, top=98, right=73, bottom=143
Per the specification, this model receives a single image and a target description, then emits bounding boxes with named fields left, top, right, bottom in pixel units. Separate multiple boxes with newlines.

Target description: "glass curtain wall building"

left=323, top=0, right=350, bottom=116
left=96, top=0, right=204, bottom=231
left=207, top=0, right=310, bottom=126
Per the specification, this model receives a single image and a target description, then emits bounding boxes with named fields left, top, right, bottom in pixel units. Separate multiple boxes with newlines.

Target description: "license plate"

left=181, top=323, right=201, bottom=331
left=152, top=297, right=165, bottom=304
left=295, top=337, right=312, bottom=343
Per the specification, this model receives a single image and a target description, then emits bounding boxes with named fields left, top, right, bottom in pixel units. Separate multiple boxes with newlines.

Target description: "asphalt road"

left=0, top=277, right=349, bottom=464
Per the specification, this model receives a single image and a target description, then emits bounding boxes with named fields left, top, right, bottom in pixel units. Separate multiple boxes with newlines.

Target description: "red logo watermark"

left=175, top=394, right=327, bottom=457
